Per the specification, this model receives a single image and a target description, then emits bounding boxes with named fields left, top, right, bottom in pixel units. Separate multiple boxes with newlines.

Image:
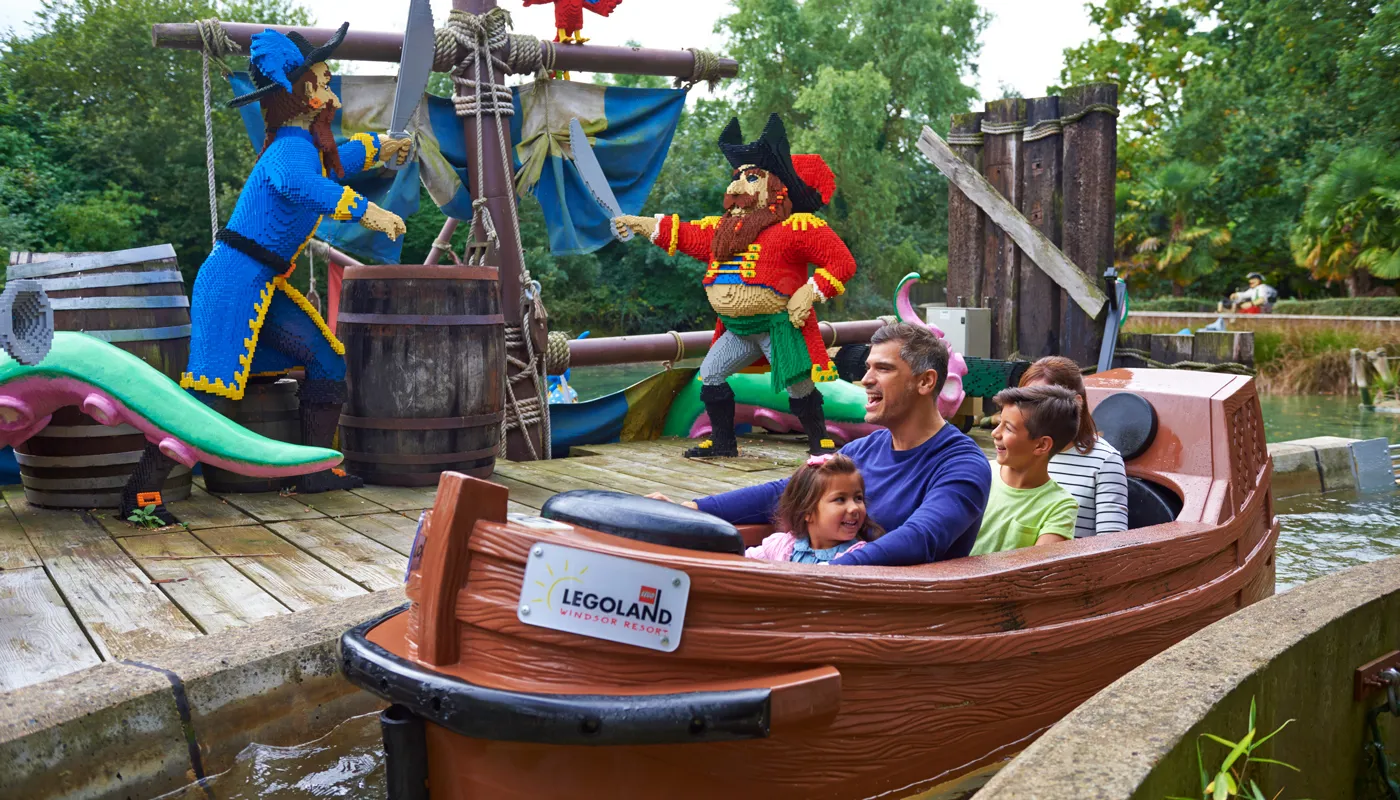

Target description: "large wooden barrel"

left=338, top=265, right=504, bottom=486
left=202, top=377, right=301, bottom=494
left=7, top=245, right=193, bottom=508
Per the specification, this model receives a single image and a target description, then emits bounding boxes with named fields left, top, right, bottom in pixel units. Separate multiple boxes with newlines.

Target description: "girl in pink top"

left=746, top=453, right=883, bottom=564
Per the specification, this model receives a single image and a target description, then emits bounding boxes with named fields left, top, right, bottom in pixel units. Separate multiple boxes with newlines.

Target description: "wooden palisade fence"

left=944, top=83, right=1118, bottom=364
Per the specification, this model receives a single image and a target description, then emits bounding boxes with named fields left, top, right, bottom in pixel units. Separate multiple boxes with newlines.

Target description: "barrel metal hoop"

left=33, top=270, right=185, bottom=292
left=5, top=244, right=176, bottom=280
left=339, top=410, right=506, bottom=431
left=32, top=424, right=143, bottom=438
left=51, top=295, right=190, bottom=310
left=342, top=266, right=499, bottom=281
left=84, top=325, right=193, bottom=343
left=22, top=490, right=124, bottom=508
left=14, top=450, right=144, bottom=468
left=341, top=446, right=499, bottom=465
left=336, top=313, right=505, bottom=326
left=21, top=475, right=134, bottom=491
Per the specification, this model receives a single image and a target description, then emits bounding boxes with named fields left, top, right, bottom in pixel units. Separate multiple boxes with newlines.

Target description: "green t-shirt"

left=970, top=468, right=1079, bottom=555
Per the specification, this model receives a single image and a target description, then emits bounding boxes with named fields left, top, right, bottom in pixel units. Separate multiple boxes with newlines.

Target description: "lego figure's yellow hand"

left=786, top=283, right=819, bottom=328
left=361, top=203, right=406, bottom=241
left=614, top=215, right=657, bottom=240
left=378, top=136, right=413, bottom=167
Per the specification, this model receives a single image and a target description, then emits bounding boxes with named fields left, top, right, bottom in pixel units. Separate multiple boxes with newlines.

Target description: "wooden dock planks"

left=349, top=484, right=439, bottom=513
left=290, top=488, right=391, bottom=519
left=0, top=567, right=102, bottom=691
left=338, top=512, right=422, bottom=556
left=2, top=488, right=202, bottom=659
left=216, top=490, right=326, bottom=523
left=120, top=532, right=289, bottom=635
left=267, top=518, right=408, bottom=591
left=0, top=502, right=39, bottom=571
left=191, top=525, right=365, bottom=611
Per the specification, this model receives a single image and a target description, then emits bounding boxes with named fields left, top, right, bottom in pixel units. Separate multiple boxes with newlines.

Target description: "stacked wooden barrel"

left=6, top=245, right=193, bottom=508
left=201, top=377, right=301, bottom=493
left=338, top=265, right=504, bottom=486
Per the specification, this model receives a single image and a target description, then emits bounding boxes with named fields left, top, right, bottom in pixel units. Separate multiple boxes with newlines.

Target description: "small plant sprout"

left=1167, top=697, right=1303, bottom=800
left=127, top=504, right=164, bottom=530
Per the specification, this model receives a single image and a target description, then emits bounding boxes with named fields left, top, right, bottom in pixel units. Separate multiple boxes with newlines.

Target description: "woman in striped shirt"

left=1019, top=357, right=1129, bottom=537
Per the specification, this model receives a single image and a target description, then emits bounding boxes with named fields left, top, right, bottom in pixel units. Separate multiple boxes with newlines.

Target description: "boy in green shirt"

left=971, top=385, right=1081, bottom=555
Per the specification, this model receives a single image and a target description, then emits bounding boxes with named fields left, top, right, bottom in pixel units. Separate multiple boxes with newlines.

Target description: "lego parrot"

left=524, top=0, right=623, bottom=44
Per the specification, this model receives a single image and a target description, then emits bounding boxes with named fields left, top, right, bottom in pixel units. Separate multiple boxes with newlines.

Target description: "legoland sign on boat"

left=517, top=542, right=691, bottom=652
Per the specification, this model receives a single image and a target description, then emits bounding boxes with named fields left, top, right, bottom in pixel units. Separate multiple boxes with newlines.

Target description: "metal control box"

left=922, top=305, right=991, bottom=359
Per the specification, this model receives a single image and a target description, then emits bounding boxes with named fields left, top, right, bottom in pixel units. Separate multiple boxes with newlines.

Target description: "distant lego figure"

left=1220, top=272, right=1277, bottom=314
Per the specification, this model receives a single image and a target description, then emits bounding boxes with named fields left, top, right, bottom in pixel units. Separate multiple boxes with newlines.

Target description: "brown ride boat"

left=342, top=367, right=1278, bottom=799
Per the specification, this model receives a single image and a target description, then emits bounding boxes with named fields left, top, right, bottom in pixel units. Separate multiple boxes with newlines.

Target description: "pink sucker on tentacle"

left=0, top=396, right=35, bottom=432
left=81, top=393, right=121, bottom=426
left=894, top=273, right=967, bottom=419
left=158, top=437, right=199, bottom=468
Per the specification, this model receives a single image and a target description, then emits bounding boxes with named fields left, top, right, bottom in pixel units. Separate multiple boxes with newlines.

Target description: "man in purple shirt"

left=654, top=322, right=991, bottom=565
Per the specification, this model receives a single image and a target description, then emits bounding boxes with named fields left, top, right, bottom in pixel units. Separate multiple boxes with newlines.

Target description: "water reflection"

left=156, top=712, right=383, bottom=799
left=1275, top=490, right=1400, bottom=592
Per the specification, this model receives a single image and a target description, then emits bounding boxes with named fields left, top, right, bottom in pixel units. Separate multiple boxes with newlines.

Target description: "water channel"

left=158, top=378, right=1400, bottom=798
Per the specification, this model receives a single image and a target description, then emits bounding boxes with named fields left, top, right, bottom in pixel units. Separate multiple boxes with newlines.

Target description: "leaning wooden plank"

left=267, top=518, right=408, bottom=592
left=916, top=126, right=1107, bottom=318
left=0, top=567, right=102, bottom=691
left=338, top=512, right=422, bottom=556
left=192, top=525, right=365, bottom=611
left=2, top=487, right=202, bottom=659
left=0, top=501, right=39, bottom=571
left=349, top=484, right=439, bottom=513
left=120, top=532, right=289, bottom=634
left=214, top=490, right=327, bottom=523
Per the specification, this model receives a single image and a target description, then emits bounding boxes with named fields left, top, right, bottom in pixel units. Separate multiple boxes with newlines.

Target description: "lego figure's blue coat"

left=182, top=127, right=383, bottom=400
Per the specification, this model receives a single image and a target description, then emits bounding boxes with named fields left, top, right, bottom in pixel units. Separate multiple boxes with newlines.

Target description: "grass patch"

left=1135, top=295, right=1400, bottom=317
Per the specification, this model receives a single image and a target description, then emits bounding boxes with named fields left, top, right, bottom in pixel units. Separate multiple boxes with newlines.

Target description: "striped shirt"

left=1048, top=436, right=1129, bottom=537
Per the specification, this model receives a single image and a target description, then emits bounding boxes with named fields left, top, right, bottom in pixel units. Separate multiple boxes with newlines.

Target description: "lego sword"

left=569, top=117, right=632, bottom=242
left=384, top=0, right=434, bottom=171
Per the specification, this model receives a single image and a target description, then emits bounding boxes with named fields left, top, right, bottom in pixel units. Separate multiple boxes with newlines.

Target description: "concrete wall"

left=0, top=588, right=405, bottom=800
left=1267, top=436, right=1397, bottom=498
left=976, top=556, right=1400, bottom=800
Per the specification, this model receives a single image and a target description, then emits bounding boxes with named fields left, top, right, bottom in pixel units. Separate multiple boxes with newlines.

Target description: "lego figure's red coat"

left=523, top=0, right=622, bottom=37
left=648, top=212, right=857, bottom=378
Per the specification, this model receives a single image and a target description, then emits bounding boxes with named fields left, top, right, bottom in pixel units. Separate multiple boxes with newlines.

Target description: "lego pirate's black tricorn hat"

left=227, top=22, right=350, bottom=109
left=718, top=113, right=835, bottom=214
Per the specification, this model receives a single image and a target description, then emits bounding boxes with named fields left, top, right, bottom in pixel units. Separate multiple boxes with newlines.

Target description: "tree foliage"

left=0, top=0, right=311, bottom=283
left=1062, top=0, right=1400, bottom=299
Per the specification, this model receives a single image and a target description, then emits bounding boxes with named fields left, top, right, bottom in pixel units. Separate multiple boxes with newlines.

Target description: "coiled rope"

left=195, top=19, right=241, bottom=247
left=675, top=48, right=723, bottom=91
left=945, top=103, right=1119, bottom=146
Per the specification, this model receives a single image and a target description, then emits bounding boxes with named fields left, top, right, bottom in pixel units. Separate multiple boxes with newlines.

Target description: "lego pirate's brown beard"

left=712, top=174, right=792, bottom=262
left=260, top=89, right=345, bottom=179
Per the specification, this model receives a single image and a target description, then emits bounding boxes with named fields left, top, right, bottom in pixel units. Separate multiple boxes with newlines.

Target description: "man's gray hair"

left=870, top=322, right=949, bottom=396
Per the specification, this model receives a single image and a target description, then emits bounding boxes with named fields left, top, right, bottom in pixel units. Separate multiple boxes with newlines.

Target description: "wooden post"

left=459, top=0, right=544, bottom=461
left=1150, top=333, right=1193, bottom=366
left=1017, top=96, right=1062, bottom=360
left=946, top=112, right=985, bottom=308
left=1059, top=83, right=1118, bottom=366
left=980, top=98, right=1025, bottom=358
left=1193, top=330, right=1254, bottom=367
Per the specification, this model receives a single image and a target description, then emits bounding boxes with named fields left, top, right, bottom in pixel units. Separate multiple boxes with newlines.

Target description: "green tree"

left=1117, top=160, right=1232, bottom=293
left=1292, top=147, right=1400, bottom=293
left=0, top=0, right=311, bottom=280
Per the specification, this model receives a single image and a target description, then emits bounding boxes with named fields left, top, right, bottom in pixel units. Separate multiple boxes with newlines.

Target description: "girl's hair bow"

left=806, top=453, right=835, bottom=467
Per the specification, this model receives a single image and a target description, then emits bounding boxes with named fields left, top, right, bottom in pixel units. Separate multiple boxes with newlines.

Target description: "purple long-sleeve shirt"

left=696, top=425, right=992, bottom=566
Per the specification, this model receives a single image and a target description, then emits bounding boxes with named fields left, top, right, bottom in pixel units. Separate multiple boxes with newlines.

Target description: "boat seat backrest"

left=542, top=490, right=746, bottom=555
left=1091, top=392, right=1158, bottom=461
left=1125, top=477, right=1182, bottom=529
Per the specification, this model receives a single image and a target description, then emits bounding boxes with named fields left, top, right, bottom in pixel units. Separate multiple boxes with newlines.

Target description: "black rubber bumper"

left=340, top=605, right=775, bottom=746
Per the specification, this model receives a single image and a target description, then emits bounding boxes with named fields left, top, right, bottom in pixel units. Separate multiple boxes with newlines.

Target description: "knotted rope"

left=545, top=330, right=571, bottom=375
left=440, top=8, right=552, bottom=459
left=674, top=48, right=723, bottom=91
left=945, top=103, right=1120, bottom=146
left=195, top=19, right=241, bottom=247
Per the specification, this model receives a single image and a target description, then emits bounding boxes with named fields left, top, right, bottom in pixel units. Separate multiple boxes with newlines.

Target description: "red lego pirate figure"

left=616, top=113, right=856, bottom=458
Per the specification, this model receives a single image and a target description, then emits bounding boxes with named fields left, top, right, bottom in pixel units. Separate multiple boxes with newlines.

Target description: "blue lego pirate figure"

left=121, top=23, right=411, bottom=524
